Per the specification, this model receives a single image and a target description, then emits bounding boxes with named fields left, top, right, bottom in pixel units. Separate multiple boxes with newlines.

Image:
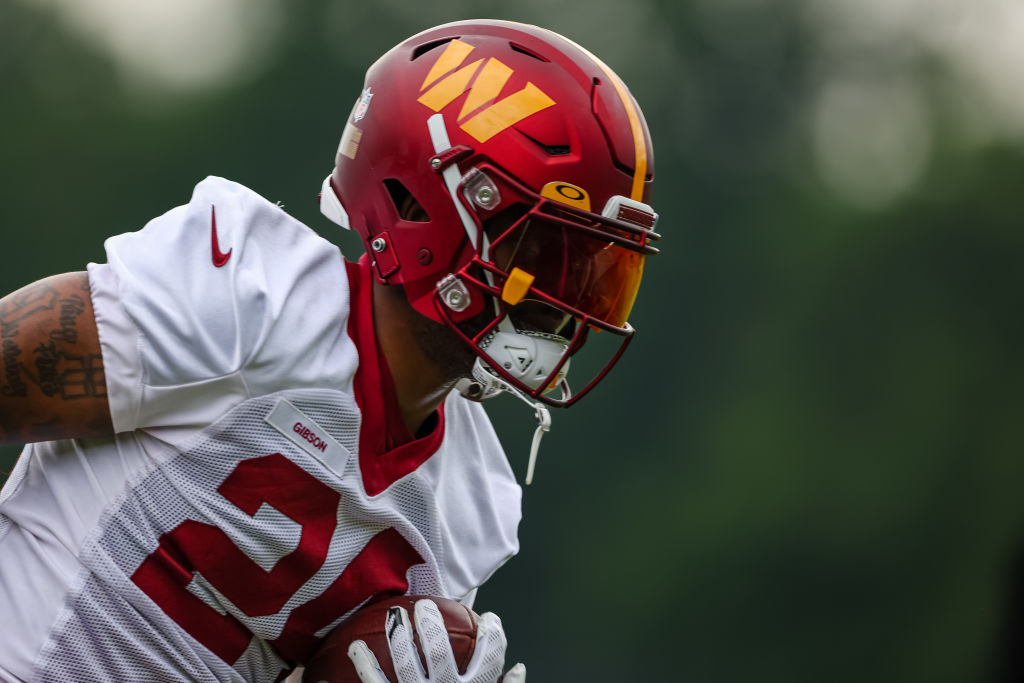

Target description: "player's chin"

left=411, top=312, right=479, bottom=382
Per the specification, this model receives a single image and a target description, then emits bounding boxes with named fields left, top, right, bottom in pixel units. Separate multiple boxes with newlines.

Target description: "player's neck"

left=371, top=280, right=454, bottom=437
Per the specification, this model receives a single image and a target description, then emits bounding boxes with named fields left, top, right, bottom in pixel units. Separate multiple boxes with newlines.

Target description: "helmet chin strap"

left=457, top=357, right=551, bottom=486
left=455, top=323, right=570, bottom=485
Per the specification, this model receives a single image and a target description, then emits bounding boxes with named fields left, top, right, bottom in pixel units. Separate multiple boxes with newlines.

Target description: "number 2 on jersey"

left=131, top=453, right=424, bottom=665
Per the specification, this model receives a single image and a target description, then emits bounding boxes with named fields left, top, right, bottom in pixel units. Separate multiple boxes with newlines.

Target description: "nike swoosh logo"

left=210, top=205, right=232, bottom=267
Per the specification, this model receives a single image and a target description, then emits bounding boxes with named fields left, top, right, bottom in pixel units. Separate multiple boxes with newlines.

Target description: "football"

left=302, top=595, right=479, bottom=683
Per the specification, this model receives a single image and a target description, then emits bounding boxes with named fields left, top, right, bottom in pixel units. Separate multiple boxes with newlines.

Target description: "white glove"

left=347, top=599, right=526, bottom=683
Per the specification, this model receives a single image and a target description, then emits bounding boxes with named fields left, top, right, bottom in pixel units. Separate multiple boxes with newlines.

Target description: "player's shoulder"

left=189, top=175, right=322, bottom=242
left=97, top=177, right=353, bottom=389
left=444, top=393, right=497, bottom=434
left=190, top=175, right=283, bottom=216
left=172, top=176, right=352, bottom=325
left=437, top=395, right=514, bottom=485
left=191, top=174, right=257, bottom=200
left=106, top=175, right=342, bottom=275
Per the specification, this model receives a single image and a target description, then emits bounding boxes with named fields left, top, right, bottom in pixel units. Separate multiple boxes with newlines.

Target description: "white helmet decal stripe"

left=427, top=113, right=479, bottom=250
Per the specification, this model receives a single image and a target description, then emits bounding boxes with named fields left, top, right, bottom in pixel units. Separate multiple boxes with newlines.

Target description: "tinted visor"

left=489, top=214, right=645, bottom=329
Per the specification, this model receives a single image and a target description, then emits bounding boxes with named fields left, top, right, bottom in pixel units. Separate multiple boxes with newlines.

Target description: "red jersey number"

left=131, top=453, right=423, bottom=665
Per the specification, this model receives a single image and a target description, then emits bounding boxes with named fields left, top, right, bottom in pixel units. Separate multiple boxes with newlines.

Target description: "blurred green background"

left=3, top=0, right=1024, bottom=681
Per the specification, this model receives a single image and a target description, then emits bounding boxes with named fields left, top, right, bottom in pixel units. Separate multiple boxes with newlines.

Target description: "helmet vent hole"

left=412, top=37, right=458, bottom=60
left=509, top=42, right=550, bottom=62
left=383, top=178, right=431, bottom=222
left=518, top=130, right=571, bottom=156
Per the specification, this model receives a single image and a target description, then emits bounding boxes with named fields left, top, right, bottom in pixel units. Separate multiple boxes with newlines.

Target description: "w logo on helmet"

left=418, top=39, right=556, bottom=143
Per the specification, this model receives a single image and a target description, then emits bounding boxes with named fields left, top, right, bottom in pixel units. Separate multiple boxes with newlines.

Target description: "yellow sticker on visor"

left=501, top=267, right=535, bottom=306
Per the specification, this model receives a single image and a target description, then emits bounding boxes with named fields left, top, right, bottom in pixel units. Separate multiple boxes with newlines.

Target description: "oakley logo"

left=418, top=39, right=556, bottom=143
left=541, top=181, right=591, bottom=212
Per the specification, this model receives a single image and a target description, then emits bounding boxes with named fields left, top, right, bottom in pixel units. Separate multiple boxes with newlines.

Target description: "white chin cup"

left=474, top=328, right=570, bottom=398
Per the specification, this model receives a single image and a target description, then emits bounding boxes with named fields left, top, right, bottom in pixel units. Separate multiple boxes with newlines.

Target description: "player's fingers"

left=347, top=639, right=390, bottom=683
left=462, top=611, right=508, bottom=682
left=412, top=598, right=461, bottom=681
left=385, top=606, right=428, bottom=682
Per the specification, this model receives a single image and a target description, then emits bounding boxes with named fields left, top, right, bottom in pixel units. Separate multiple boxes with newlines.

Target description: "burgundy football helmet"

left=321, top=19, right=659, bottom=407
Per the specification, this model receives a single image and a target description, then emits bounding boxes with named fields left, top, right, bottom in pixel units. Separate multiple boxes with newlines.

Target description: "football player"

left=0, top=19, right=658, bottom=683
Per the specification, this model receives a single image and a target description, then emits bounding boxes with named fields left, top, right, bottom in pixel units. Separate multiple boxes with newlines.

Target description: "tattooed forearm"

left=0, top=272, right=112, bottom=445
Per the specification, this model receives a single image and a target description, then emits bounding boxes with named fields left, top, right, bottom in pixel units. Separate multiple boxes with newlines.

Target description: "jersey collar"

left=346, top=255, right=446, bottom=496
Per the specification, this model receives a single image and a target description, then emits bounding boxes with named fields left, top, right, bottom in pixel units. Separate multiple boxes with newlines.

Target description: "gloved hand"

left=347, top=598, right=526, bottom=683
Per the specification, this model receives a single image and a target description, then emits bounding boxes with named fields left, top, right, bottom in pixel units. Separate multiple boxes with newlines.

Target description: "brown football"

left=302, top=595, right=479, bottom=683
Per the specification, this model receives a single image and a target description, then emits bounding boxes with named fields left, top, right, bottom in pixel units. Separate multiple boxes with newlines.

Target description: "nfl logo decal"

left=354, top=87, right=374, bottom=122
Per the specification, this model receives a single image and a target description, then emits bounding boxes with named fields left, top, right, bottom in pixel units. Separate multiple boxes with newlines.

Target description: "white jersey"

left=0, top=177, right=522, bottom=683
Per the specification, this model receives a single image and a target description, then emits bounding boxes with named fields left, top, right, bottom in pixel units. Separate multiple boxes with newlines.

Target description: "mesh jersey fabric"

left=0, top=177, right=522, bottom=683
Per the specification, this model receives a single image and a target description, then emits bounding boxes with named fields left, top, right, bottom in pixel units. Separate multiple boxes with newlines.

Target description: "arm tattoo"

left=0, top=280, right=59, bottom=331
left=0, top=272, right=112, bottom=444
left=0, top=276, right=106, bottom=401
left=33, top=342, right=107, bottom=399
left=50, top=294, right=85, bottom=344
left=0, top=280, right=58, bottom=397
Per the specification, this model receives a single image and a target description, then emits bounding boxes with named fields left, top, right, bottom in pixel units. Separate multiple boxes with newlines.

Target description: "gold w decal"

left=418, top=39, right=556, bottom=143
